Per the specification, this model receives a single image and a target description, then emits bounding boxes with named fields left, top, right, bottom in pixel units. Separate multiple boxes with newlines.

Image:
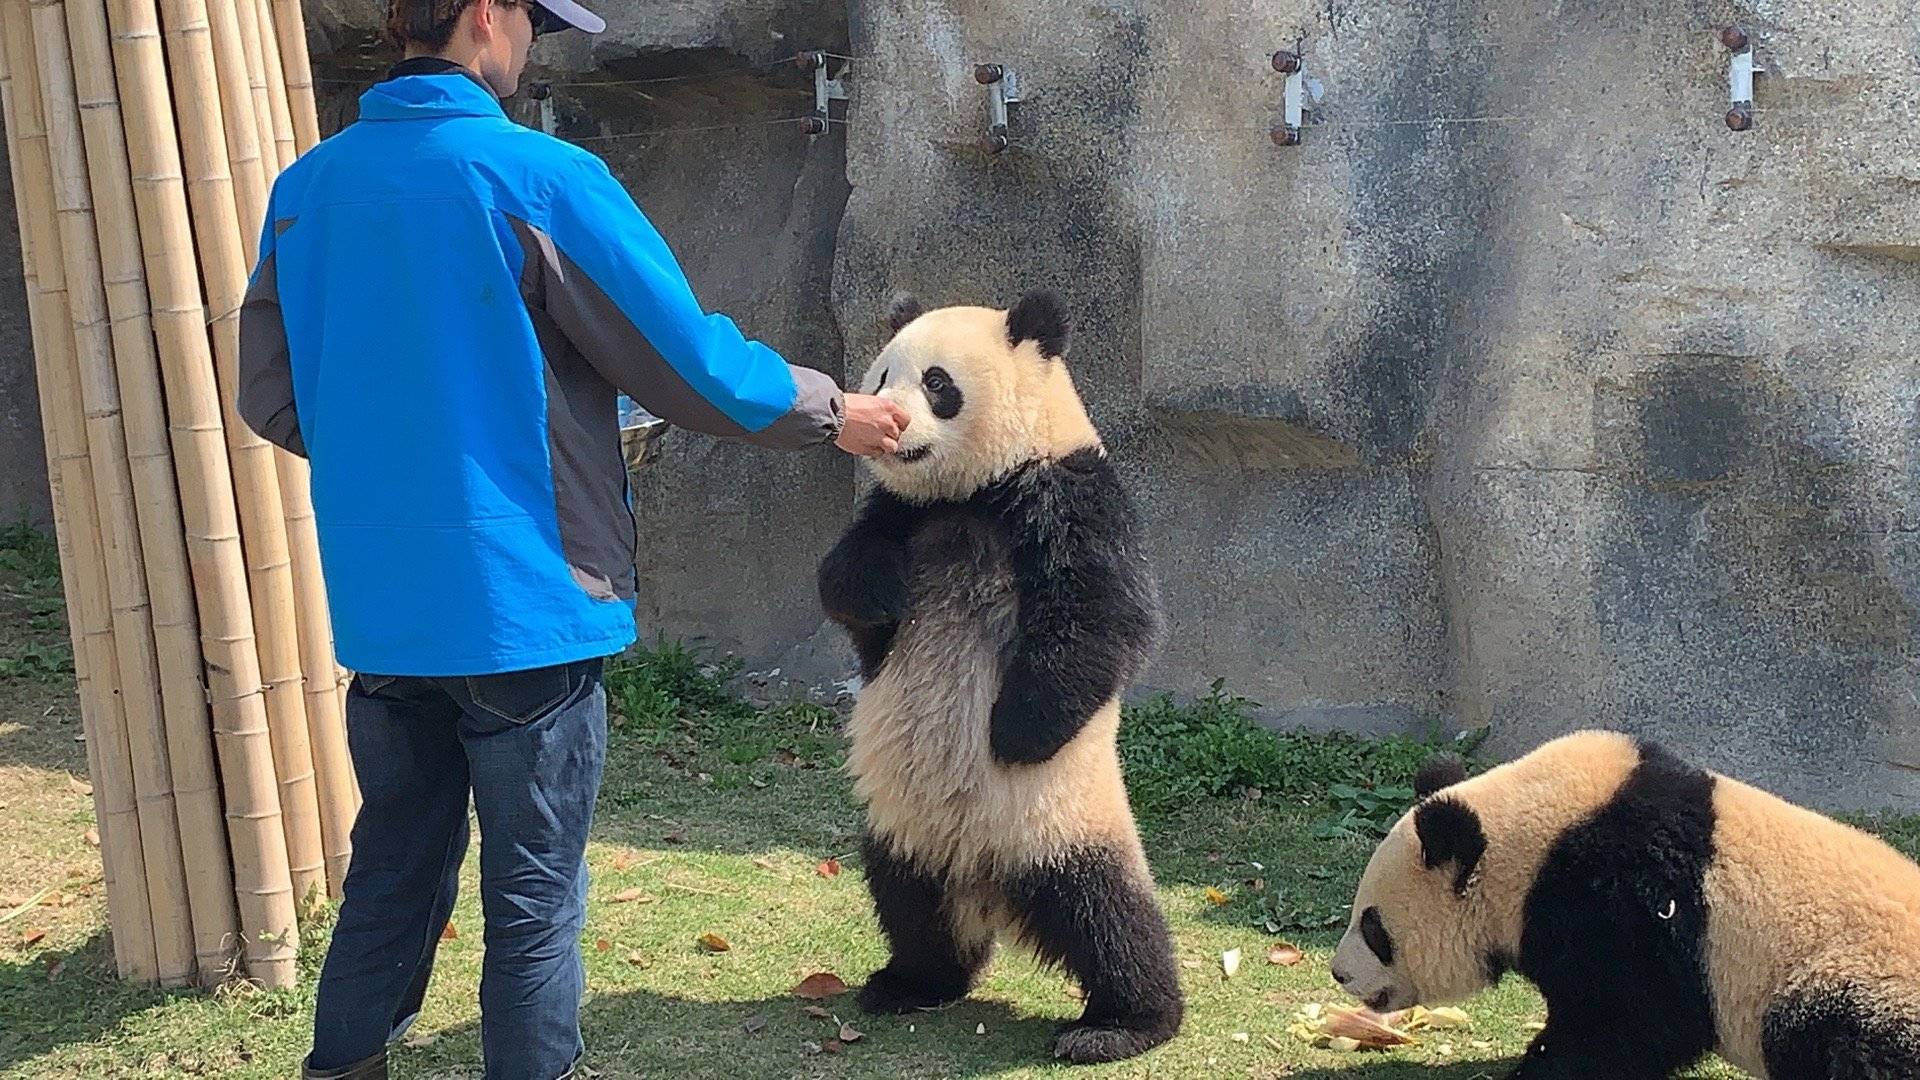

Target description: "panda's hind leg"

left=1007, top=845, right=1183, bottom=1065
left=857, top=833, right=993, bottom=1015
left=1762, top=984, right=1920, bottom=1079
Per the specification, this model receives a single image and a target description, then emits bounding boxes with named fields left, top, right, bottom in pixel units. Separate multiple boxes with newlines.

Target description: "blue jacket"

left=237, top=64, right=845, bottom=676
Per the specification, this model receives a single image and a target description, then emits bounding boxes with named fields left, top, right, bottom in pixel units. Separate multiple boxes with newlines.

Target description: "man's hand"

left=836, top=393, right=910, bottom=457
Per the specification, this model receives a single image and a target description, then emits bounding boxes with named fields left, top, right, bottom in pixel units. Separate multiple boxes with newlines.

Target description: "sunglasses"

left=517, top=0, right=567, bottom=37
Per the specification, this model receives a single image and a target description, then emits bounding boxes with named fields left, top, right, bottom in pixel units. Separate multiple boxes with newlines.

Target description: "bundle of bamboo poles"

left=0, top=0, right=356, bottom=989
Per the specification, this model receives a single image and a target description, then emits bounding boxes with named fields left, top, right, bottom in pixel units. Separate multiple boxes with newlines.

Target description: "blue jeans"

left=307, top=657, right=608, bottom=1079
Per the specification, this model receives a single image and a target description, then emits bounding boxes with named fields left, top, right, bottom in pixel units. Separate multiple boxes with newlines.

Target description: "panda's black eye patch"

left=1360, top=906, right=1395, bottom=966
left=922, top=366, right=963, bottom=420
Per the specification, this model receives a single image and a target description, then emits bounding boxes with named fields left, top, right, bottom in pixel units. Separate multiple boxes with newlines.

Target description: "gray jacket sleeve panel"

left=236, top=247, right=307, bottom=458
left=512, top=216, right=845, bottom=450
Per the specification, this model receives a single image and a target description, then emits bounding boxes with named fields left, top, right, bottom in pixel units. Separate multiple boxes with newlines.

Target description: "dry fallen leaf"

left=405, top=1031, right=437, bottom=1050
left=441, top=922, right=458, bottom=941
left=611, top=850, right=637, bottom=871
left=67, top=775, right=92, bottom=796
left=752, top=857, right=778, bottom=872
left=20, top=927, right=47, bottom=947
left=822, top=1039, right=843, bottom=1054
left=663, top=827, right=687, bottom=844
left=626, top=951, right=649, bottom=967
left=1203, top=886, right=1230, bottom=906
left=742, top=1016, right=768, bottom=1035
left=975, top=1023, right=987, bottom=1036
left=1221, top=948, right=1242, bottom=978
left=595, top=938, right=612, bottom=952
left=803, top=1006, right=832, bottom=1020
left=1267, top=943, right=1305, bottom=967
left=838, top=1023, right=864, bottom=1044
left=45, top=957, right=65, bottom=980
left=791, top=972, right=849, bottom=999
left=612, top=888, right=654, bottom=904
left=698, top=932, right=731, bottom=953
left=1230, top=1032, right=1250, bottom=1043
left=816, top=858, right=841, bottom=879
left=83, top=828, right=99, bottom=848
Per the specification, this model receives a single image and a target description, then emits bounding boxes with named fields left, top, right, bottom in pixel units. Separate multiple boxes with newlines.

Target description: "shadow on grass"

left=412, top=984, right=1529, bottom=1078
left=1283, top=1064, right=1521, bottom=1079
left=0, top=931, right=174, bottom=1071
left=414, top=987, right=1068, bottom=1078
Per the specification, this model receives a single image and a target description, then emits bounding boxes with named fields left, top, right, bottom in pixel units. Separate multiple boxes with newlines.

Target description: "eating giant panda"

left=1332, top=728, right=1920, bottom=1078
left=816, top=290, right=1183, bottom=1064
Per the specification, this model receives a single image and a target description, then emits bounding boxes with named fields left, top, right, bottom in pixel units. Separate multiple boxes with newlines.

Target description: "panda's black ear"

left=1414, top=797, right=1486, bottom=896
left=887, top=292, right=925, bottom=334
left=1414, top=752, right=1468, bottom=799
left=1007, top=289, right=1069, bottom=358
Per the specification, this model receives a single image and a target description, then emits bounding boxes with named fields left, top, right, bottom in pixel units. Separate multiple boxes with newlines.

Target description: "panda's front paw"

left=856, top=965, right=969, bottom=1014
left=1051, top=1019, right=1175, bottom=1065
left=819, top=552, right=908, bottom=629
left=989, top=694, right=1061, bottom=765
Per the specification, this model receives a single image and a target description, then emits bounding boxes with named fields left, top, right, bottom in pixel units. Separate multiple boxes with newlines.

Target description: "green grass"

left=0, top=532, right=1886, bottom=1078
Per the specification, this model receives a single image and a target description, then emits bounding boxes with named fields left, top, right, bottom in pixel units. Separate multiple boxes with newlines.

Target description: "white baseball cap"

left=531, top=0, right=604, bottom=33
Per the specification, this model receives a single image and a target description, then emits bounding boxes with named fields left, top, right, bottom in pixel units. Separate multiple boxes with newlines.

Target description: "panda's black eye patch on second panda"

left=1360, top=906, right=1395, bottom=965
left=922, top=366, right=963, bottom=420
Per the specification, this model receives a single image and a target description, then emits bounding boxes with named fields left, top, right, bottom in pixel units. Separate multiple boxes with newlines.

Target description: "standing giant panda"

left=1331, top=729, right=1920, bottom=1079
left=816, top=290, right=1183, bottom=1064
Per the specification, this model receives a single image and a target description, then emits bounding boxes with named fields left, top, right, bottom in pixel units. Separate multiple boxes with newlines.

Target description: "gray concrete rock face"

left=289, top=0, right=1920, bottom=811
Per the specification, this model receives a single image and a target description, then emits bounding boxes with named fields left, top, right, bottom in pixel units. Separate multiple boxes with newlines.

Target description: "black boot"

left=301, top=1050, right=387, bottom=1079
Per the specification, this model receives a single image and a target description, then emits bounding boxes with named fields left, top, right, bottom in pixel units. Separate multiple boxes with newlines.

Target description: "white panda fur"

left=1330, top=728, right=1920, bottom=1079
left=816, top=290, right=1182, bottom=1065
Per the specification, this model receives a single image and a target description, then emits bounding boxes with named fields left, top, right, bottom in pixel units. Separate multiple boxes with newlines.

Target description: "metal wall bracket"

left=529, top=81, right=556, bottom=136
left=1270, top=48, right=1304, bottom=146
left=796, top=51, right=848, bottom=136
left=974, top=63, right=1020, bottom=152
left=1722, top=27, right=1754, bottom=131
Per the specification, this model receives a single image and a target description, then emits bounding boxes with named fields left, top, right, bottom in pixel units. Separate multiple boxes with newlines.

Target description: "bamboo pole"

left=105, top=0, right=299, bottom=988
left=251, top=0, right=294, bottom=169
left=207, top=0, right=354, bottom=898
left=247, top=0, right=357, bottom=834
left=229, top=0, right=275, bottom=187
left=152, top=0, right=326, bottom=913
left=268, top=0, right=317, bottom=151
left=0, top=0, right=156, bottom=982
left=30, top=0, right=197, bottom=987
left=63, top=0, right=242, bottom=983
left=0, top=32, right=126, bottom=975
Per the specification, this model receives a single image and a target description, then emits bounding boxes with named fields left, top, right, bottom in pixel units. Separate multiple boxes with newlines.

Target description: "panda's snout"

left=1330, top=962, right=1353, bottom=988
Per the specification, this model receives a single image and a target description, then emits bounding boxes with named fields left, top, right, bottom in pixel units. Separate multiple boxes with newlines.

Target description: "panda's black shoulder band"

left=982, top=457, right=1160, bottom=765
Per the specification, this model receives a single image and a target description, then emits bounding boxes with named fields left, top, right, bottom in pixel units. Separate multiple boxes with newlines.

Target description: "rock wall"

left=0, top=0, right=1889, bottom=811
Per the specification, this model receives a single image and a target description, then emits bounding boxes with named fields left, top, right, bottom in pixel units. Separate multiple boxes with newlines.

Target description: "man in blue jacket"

left=237, top=2, right=907, bottom=1077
